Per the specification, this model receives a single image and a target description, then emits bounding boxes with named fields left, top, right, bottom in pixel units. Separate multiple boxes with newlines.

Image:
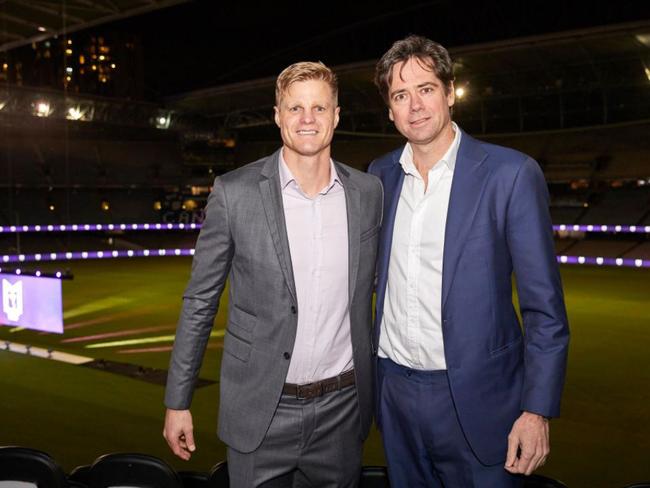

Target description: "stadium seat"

left=0, top=446, right=68, bottom=488
left=523, top=474, right=569, bottom=487
left=178, top=470, right=210, bottom=487
left=68, top=464, right=91, bottom=486
left=359, top=465, right=390, bottom=487
left=208, top=461, right=229, bottom=486
left=85, top=452, right=183, bottom=488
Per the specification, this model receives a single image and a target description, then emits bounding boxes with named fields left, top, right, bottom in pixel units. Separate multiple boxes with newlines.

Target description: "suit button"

left=283, top=352, right=291, bottom=360
left=291, top=305, right=297, bottom=314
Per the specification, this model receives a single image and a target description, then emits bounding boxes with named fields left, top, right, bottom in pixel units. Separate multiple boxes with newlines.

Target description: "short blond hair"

left=275, top=61, right=338, bottom=105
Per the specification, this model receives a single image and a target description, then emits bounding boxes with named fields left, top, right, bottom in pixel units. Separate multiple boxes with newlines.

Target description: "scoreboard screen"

left=1, top=273, right=64, bottom=334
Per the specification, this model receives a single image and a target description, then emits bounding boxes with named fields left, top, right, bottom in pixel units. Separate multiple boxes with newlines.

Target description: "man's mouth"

left=297, top=130, right=318, bottom=135
left=409, top=117, right=429, bottom=126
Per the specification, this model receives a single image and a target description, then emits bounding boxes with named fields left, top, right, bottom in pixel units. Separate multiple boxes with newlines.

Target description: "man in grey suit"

left=163, top=61, right=382, bottom=488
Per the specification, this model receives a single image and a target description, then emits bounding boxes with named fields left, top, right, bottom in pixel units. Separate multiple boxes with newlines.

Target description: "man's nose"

left=301, top=111, right=316, bottom=123
left=410, top=93, right=423, bottom=112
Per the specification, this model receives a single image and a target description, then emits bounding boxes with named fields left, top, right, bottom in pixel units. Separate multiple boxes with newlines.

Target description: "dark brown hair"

left=375, top=35, right=454, bottom=104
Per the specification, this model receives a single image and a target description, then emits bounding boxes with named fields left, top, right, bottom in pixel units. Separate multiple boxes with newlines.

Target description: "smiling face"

left=387, top=56, right=455, bottom=149
left=274, top=79, right=340, bottom=160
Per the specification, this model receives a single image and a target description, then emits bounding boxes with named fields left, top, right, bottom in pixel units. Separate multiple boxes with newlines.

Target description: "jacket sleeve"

left=505, top=157, right=570, bottom=418
left=164, top=177, right=234, bottom=410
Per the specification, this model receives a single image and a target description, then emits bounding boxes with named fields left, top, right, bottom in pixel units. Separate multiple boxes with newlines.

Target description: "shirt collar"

left=278, top=150, right=341, bottom=195
left=399, top=121, right=462, bottom=175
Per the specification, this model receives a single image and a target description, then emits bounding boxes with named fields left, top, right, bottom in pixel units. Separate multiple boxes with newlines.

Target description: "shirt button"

left=283, top=352, right=291, bottom=360
left=291, top=305, right=297, bottom=314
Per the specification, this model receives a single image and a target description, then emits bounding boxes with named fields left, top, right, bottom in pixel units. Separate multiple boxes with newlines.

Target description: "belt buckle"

left=297, top=381, right=322, bottom=400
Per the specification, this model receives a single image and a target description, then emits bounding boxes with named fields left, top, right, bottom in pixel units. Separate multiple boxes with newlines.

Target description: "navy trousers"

left=377, top=358, right=522, bottom=488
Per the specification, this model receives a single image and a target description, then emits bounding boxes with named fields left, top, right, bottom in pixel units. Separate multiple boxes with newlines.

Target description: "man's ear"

left=388, top=107, right=394, bottom=122
left=447, top=81, right=455, bottom=108
left=334, top=106, right=340, bottom=128
left=274, top=106, right=280, bottom=128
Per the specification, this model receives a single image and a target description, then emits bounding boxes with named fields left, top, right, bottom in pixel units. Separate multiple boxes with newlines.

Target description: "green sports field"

left=1, top=258, right=649, bottom=487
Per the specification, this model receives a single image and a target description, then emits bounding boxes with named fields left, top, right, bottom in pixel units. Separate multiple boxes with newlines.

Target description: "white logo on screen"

left=2, top=279, right=23, bottom=322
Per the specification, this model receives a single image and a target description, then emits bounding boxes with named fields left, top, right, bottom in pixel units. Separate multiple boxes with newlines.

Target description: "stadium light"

left=67, top=107, right=84, bottom=120
left=66, top=102, right=93, bottom=121
left=154, top=111, right=172, bottom=129
left=33, top=100, right=52, bottom=117
left=455, top=86, right=466, bottom=99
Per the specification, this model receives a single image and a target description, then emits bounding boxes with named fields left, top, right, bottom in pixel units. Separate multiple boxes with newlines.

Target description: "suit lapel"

left=375, top=152, right=405, bottom=329
left=335, top=162, right=360, bottom=305
left=441, top=133, right=490, bottom=309
left=259, top=150, right=297, bottom=304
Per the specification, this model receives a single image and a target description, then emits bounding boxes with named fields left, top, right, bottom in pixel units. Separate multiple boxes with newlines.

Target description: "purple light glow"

left=554, top=224, right=650, bottom=234
left=0, top=249, right=196, bottom=263
left=556, top=255, right=649, bottom=268
left=2, top=222, right=649, bottom=234
left=0, top=269, right=69, bottom=279
left=0, top=248, right=645, bottom=268
left=0, top=222, right=203, bottom=233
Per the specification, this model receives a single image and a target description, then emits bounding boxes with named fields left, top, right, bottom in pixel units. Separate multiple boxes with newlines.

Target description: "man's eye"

left=315, top=106, right=326, bottom=112
left=393, top=94, right=406, bottom=102
left=421, top=87, right=434, bottom=94
left=289, top=106, right=300, bottom=112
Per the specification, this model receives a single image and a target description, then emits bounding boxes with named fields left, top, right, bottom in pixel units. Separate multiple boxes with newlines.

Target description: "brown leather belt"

left=282, top=369, right=356, bottom=400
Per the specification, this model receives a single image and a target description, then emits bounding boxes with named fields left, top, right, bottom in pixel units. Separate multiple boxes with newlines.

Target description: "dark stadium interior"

left=1, top=1, right=650, bottom=487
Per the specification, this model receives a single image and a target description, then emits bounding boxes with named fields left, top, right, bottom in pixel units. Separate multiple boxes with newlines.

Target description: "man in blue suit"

left=368, top=35, right=570, bottom=487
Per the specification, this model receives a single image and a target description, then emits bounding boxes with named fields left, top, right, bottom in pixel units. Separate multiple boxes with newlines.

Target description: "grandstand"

left=1, top=4, right=649, bottom=488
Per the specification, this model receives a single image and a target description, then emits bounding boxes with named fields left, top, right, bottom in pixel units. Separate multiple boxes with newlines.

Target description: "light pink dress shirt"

left=279, top=153, right=353, bottom=384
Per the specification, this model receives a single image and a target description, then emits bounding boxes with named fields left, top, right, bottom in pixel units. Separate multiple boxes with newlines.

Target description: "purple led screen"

left=0, top=273, right=63, bottom=334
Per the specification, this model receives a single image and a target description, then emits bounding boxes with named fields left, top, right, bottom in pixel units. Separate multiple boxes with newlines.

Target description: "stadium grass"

left=1, top=258, right=649, bottom=487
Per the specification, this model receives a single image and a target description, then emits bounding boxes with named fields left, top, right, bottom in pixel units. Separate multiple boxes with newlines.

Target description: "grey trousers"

left=227, top=384, right=362, bottom=488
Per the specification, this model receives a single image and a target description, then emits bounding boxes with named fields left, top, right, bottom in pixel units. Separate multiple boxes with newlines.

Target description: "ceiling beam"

left=0, top=0, right=190, bottom=53
left=0, top=11, right=53, bottom=31
left=17, top=2, right=85, bottom=25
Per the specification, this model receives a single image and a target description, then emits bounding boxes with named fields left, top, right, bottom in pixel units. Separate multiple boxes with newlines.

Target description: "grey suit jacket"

left=165, top=149, right=383, bottom=453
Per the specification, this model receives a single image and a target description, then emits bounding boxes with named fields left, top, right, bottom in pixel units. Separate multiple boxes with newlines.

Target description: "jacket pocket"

left=224, top=327, right=252, bottom=362
left=489, top=336, right=523, bottom=358
left=229, top=304, right=257, bottom=332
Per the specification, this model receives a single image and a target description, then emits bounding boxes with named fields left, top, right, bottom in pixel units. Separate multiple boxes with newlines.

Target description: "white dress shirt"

left=279, top=153, right=353, bottom=384
left=378, top=124, right=461, bottom=370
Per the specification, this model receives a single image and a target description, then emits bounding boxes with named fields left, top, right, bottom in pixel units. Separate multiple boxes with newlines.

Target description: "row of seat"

left=0, top=448, right=225, bottom=488
left=2, top=446, right=648, bottom=487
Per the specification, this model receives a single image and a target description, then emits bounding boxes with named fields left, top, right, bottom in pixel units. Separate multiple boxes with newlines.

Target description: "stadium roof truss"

left=169, top=20, right=650, bottom=137
left=0, top=0, right=189, bottom=53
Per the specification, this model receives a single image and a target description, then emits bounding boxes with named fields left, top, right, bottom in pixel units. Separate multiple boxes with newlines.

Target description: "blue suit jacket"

left=368, top=129, right=569, bottom=465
